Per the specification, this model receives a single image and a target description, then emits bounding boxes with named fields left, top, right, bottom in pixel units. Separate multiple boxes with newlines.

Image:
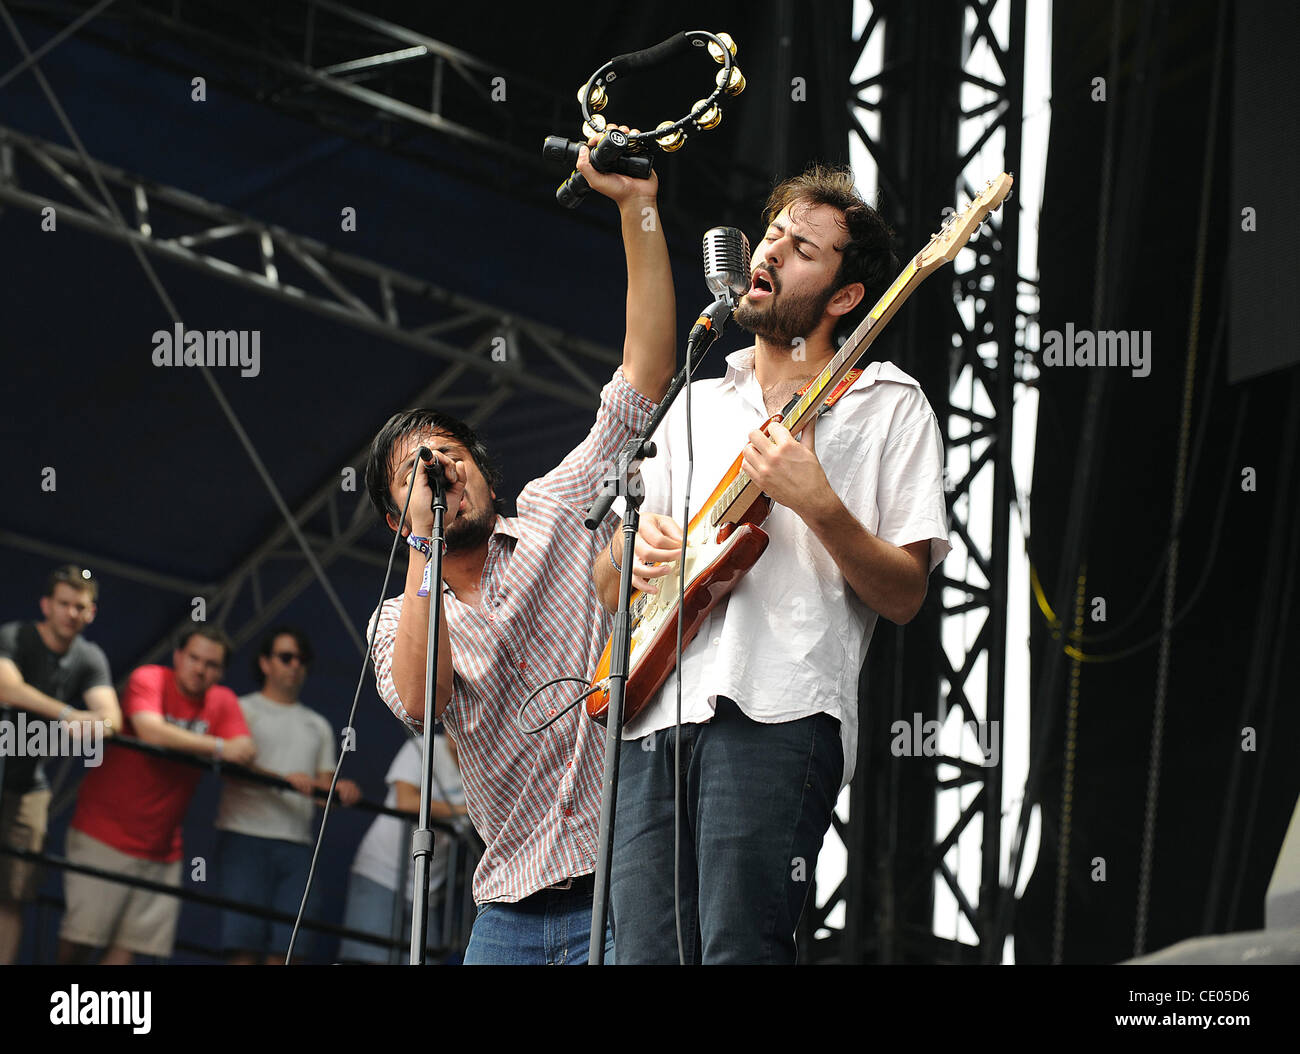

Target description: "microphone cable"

left=285, top=452, right=428, bottom=963
left=672, top=321, right=697, bottom=965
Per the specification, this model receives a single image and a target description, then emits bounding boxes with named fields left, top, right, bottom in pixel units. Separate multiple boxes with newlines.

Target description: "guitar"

left=587, top=173, right=1014, bottom=724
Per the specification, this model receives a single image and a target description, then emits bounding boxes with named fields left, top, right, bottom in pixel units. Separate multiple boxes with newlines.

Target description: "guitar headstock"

left=916, top=173, right=1014, bottom=275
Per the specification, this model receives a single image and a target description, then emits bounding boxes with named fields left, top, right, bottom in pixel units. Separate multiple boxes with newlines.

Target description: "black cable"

left=673, top=329, right=696, bottom=966
left=1029, top=282, right=1228, bottom=647
left=1036, top=387, right=1248, bottom=664
left=515, top=677, right=603, bottom=733
left=285, top=451, right=426, bottom=962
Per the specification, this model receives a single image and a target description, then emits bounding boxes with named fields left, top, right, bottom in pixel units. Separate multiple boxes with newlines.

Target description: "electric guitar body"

left=588, top=449, right=774, bottom=724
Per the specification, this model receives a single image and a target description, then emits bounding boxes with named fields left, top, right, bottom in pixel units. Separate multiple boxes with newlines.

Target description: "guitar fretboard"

left=707, top=258, right=920, bottom=526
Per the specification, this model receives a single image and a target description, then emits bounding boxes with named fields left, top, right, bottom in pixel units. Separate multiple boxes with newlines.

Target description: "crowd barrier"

left=0, top=724, right=480, bottom=963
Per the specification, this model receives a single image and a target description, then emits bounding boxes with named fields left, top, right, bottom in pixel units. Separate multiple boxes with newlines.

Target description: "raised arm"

left=577, top=129, right=676, bottom=402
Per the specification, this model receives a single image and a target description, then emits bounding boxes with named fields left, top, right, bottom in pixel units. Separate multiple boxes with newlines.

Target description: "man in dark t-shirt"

left=0, top=565, right=121, bottom=964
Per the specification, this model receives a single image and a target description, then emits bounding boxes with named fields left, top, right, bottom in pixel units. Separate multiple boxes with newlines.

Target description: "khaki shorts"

left=0, top=787, right=51, bottom=903
left=60, top=828, right=183, bottom=958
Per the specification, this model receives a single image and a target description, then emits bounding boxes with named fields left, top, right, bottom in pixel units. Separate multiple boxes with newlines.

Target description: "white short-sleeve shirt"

left=624, top=349, right=951, bottom=786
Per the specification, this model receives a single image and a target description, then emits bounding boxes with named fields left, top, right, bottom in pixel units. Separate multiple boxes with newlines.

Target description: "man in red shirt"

left=59, top=626, right=255, bottom=964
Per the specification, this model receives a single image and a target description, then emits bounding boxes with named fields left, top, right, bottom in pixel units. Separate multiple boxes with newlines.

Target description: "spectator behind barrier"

left=0, top=565, right=121, bottom=964
left=213, top=626, right=360, bottom=964
left=59, top=625, right=253, bottom=965
left=337, top=731, right=467, bottom=963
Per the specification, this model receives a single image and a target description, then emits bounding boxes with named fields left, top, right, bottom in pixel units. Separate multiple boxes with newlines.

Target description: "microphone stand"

left=585, top=296, right=734, bottom=964
left=409, top=463, right=448, bottom=965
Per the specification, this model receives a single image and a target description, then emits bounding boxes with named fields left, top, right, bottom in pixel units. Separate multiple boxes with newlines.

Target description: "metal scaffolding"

left=803, top=0, right=1031, bottom=964
left=6, top=0, right=774, bottom=236
left=0, top=125, right=620, bottom=409
left=0, top=117, right=621, bottom=666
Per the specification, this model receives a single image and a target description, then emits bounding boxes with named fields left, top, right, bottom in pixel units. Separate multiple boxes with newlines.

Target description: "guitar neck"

left=708, top=255, right=926, bottom=527
left=781, top=257, right=923, bottom=434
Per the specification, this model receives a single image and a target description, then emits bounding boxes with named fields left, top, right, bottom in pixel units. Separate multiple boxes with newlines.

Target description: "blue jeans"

left=463, top=881, right=614, bottom=965
left=216, top=830, right=321, bottom=959
left=610, top=696, right=843, bottom=964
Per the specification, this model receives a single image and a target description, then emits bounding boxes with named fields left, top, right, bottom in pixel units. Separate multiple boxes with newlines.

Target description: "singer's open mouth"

left=749, top=271, right=774, bottom=299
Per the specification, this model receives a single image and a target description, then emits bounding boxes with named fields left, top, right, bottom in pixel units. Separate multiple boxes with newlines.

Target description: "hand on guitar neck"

left=739, top=414, right=831, bottom=522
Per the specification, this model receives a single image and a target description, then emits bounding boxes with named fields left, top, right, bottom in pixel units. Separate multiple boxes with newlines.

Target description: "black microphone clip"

left=686, top=297, right=734, bottom=350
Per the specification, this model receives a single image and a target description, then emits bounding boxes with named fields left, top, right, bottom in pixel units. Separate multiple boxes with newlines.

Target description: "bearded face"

left=733, top=263, right=838, bottom=345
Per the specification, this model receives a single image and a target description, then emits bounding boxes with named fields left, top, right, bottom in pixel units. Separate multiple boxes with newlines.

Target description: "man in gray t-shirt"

left=213, top=627, right=359, bottom=964
left=0, top=565, right=121, bottom=965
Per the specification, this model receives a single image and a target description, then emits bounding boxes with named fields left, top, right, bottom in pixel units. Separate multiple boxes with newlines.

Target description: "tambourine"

left=542, top=30, right=746, bottom=208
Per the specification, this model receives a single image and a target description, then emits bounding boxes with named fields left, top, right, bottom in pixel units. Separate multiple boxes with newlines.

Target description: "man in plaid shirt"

left=364, top=134, right=674, bottom=964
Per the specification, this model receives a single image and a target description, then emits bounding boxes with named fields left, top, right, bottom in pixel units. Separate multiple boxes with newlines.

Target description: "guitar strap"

left=779, top=367, right=865, bottom=421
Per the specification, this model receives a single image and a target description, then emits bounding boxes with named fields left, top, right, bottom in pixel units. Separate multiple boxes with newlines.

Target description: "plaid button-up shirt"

left=370, top=368, right=656, bottom=904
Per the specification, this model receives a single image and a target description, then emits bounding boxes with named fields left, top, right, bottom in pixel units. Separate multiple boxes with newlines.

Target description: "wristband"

left=214, top=738, right=224, bottom=760
left=58, top=704, right=74, bottom=722
left=608, top=531, right=623, bottom=574
left=408, top=534, right=436, bottom=598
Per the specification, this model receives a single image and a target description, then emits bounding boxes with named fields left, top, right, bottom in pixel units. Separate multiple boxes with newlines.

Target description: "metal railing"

left=0, top=723, right=481, bottom=963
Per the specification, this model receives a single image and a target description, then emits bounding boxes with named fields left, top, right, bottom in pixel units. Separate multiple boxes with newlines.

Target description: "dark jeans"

left=610, top=696, right=843, bottom=964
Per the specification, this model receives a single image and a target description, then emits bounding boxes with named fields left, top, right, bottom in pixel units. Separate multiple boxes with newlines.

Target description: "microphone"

left=702, top=226, right=752, bottom=305
left=416, top=446, right=451, bottom=493
left=555, top=128, right=636, bottom=209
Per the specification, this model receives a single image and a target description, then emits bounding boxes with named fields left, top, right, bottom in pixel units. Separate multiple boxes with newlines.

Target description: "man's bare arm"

left=82, top=684, right=122, bottom=733
left=801, top=500, right=931, bottom=624
left=578, top=133, right=676, bottom=402
left=0, top=657, right=98, bottom=722
left=387, top=450, right=458, bottom=726
left=132, top=710, right=257, bottom=764
left=393, top=779, right=467, bottom=820
left=388, top=550, right=455, bottom=726
left=743, top=418, right=931, bottom=624
left=592, top=513, right=684, bottom=614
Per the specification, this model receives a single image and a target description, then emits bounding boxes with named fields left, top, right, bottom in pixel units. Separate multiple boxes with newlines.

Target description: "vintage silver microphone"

left=702, top=225, right=752, bottom=306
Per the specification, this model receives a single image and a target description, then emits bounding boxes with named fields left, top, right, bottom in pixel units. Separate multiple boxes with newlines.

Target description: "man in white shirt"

left=593, top=164, right=951, bottom=963
left=338, top=732, right=469, bottom=963
left=214, top=626, right=360, bottom=964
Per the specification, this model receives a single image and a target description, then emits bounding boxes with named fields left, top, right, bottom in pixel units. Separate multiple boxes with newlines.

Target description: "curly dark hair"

left=762, top=164, right=899, bottom=340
